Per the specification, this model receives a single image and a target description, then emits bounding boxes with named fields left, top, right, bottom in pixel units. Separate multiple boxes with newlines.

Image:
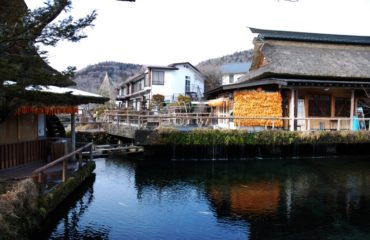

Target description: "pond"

left=35, top=157, right=370, bottom=240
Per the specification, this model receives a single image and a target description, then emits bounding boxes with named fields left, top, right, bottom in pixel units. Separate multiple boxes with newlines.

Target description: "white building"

left=221, top=62, right=251, bottom=85
left=117, top=62, right=205, bottom=110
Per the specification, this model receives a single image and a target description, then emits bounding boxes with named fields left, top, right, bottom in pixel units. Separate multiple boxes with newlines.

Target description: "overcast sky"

left=25, top=0, right=370, bottom=71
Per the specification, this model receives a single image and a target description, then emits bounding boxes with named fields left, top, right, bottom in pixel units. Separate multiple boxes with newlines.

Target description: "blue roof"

left=250, top=27, right=370, bottom=45
left=221, top=62, right=251, bottom=74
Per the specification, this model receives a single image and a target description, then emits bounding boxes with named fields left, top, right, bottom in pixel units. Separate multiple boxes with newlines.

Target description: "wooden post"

left=289, top=89, right=295, bottom=131
left=62, top=159, right=67, bottom=182
left=71, top=112, right=76, bottom=154
left=337, top=119, right=341, bottom=131
left=89, top=144, right=93, bottom=161
left=78, top=151, right=83, bottom=169
left=350, top=90, right=355, bottom=130
left=38, top=172, right=44, bottom=185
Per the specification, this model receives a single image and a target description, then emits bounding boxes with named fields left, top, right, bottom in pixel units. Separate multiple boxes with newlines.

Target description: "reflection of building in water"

left=209, top=181, right=280, bottom=217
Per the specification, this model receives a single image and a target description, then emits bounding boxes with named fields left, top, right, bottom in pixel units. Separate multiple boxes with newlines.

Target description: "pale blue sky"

left=26, top=0, right=370, bottom=71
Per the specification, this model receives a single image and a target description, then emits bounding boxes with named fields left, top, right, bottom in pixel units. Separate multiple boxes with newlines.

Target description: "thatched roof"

left=239, top=40, right=370, bottom=82
left=205, top=28, right=370, bottom=97
left=239, top=28, right=370, bottom=83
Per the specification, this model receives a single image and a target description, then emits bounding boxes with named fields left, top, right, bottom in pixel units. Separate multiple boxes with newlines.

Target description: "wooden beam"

left=289, top=88, right=295, bottom=131
left=71, top=112, right=76, bottom=154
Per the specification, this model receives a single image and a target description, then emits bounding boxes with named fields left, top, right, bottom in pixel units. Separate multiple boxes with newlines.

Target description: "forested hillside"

left=71, top=50, right=254, bottom=93
left=72, top=61, right=143, bottom=93
left=197, top=50, right=253, bottom=69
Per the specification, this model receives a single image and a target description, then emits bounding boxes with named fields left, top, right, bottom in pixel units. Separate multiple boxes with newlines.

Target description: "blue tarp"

left=352, top=116, right=360, bottom=131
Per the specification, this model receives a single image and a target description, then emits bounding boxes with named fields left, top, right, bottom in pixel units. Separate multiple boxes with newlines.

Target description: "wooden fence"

left=103, top=111, right=370, bottom=131
left=0, top=139, right=49, bottom=170
left=32, top=142, right=93, bottom=187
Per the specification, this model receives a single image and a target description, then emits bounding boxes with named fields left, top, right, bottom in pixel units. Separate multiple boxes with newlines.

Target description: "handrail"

left=33, top=142, right=93, bottom=185
left=102, top=112, right=370, bottom=120
left=102, top=110, right=370, bottom=131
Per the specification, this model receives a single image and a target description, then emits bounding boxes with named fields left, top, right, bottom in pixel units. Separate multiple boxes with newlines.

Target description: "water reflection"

left=38, top=157, right=370, bottom=240
left=35, top=175, right=111, bottom=240
left=134, top=159, right=370, bottom=239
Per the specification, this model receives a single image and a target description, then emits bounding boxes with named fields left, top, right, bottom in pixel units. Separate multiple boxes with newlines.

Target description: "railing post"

left=78, top=151, right=83, bottom=169
left=307, top=119, right=311, bottom=131
left=337, top=119, right=341, bottom=131
left=89, top=144, right=93, bottom=162
left=62, top=159, right=67, bottom=182
left=38, top=172, right=44, bottom=185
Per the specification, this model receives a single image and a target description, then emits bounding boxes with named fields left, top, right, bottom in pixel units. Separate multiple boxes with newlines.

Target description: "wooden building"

left=206, top=28, right=370, bottom=131
left=0, top=84, right=108, bottom=170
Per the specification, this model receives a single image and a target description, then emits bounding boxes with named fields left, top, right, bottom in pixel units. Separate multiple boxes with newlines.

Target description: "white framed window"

left=185, top=76, right=190, bottom=92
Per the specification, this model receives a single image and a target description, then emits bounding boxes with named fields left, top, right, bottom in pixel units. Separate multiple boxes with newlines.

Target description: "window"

left=308, top=95, right=331, bottom=117
left=185, top=76, right=190, bottom=92
left=335, top=97, right=350, bottom=117
left=133, top=81, right=141, bottom=93
left=229, top=74, right=234, bottom=84
left=152, top=71, right=164, bottom=85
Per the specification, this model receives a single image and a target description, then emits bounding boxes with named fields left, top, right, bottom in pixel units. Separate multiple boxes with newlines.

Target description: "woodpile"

left=233, top=90, right=283, bottom=127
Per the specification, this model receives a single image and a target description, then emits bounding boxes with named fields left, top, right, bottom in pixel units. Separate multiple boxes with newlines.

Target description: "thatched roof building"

left=207, top=28, right=370, bottom=96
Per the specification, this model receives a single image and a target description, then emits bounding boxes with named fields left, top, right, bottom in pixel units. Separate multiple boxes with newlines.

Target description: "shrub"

left=157, top=128, right=370, bottom=146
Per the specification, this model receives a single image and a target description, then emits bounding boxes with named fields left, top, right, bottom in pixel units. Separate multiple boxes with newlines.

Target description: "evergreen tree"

left=0, top=0, right=97, bottom=120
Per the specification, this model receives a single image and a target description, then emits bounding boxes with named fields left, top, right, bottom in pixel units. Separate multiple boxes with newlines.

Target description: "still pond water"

left=36, top=157, right=370, bottom=240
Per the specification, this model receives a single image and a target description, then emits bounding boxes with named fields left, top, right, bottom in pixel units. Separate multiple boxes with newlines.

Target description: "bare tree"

left=198, top=65, right=222, bottom=92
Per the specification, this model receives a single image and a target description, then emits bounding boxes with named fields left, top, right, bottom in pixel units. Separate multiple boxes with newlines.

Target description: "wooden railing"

left=32, top=142, right=93, bottom=186
left=0, top=139, right=49, bottom=170
left=102, top=111, right=370, bottom=131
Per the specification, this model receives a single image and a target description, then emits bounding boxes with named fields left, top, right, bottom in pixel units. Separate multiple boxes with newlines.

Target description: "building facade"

left=117, top=62, right=205, bottom=110
left=221, top=62, right=251, bottom=85
left=207, top=28, right=370, bottom=131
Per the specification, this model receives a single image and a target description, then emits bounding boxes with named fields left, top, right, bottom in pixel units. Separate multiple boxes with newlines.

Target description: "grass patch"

left=0, top=179, right=39, bottom=239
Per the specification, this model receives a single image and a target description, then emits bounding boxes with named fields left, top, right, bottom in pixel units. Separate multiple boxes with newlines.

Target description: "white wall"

left=151, top=63, right=205, bottom=102
left=222, top=73, right=245, bottom=85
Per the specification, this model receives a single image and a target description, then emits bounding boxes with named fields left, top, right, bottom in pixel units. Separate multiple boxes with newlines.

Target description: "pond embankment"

left=0, top=162, right=95, bottom=240
left=142, top=129, right=370, bottom=160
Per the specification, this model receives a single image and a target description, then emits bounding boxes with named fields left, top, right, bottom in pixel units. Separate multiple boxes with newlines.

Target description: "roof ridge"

left=250, top=27, right=370, bottom=45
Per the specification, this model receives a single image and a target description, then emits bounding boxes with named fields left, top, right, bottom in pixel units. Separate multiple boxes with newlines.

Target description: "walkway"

left=0, top=162, right=44, bottom=180
left=0, top=161, right=80, bottom=181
